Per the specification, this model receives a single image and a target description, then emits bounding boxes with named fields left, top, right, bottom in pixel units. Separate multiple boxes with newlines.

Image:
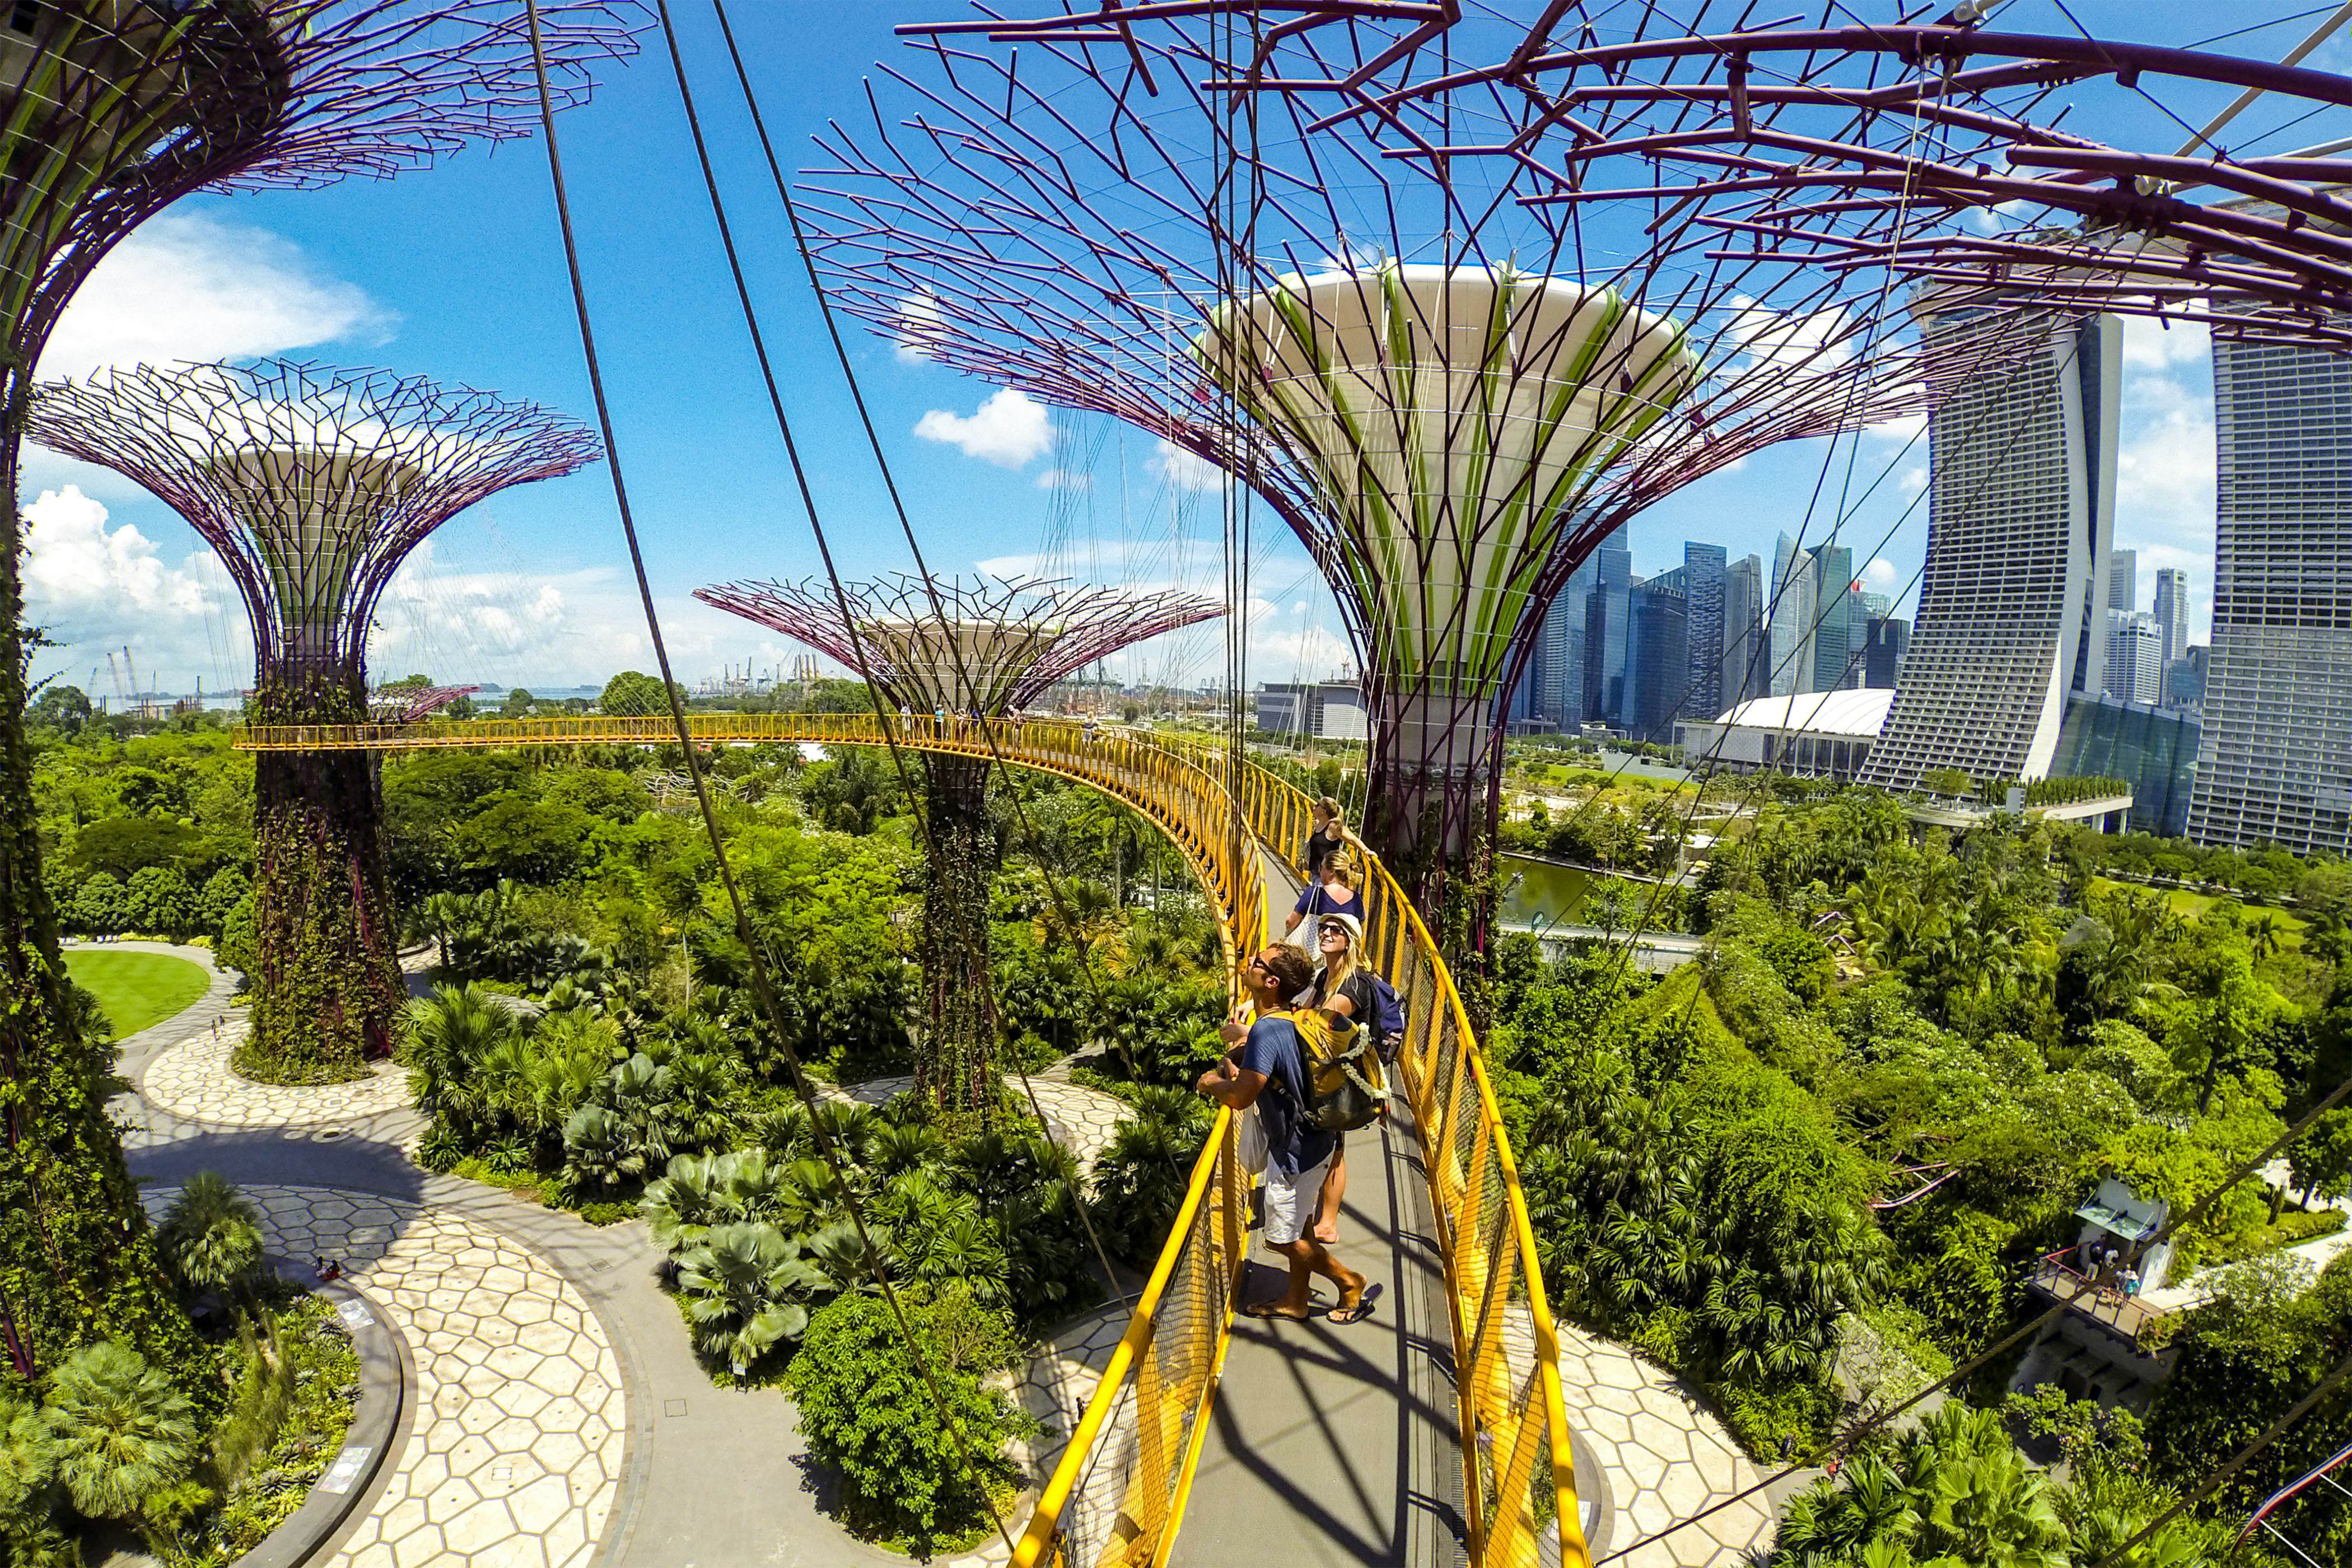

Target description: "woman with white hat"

left=1300, top=911, right=1378, bottom=1250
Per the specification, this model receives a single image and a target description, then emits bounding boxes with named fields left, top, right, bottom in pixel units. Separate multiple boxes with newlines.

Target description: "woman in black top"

left=1303, top=795, right=1349, bottom=883
left=1304, top=911, right=1376, bottom=1247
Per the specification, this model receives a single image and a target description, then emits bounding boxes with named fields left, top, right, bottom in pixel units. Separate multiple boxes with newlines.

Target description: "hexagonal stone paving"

left=1519, top=1313, right=1775, bottom=1566
left=827, top=1069, right=1128, bottom=1183
left=142, top=1018, right=412, bottom=1127
left=141, top=1184, right=625, bottom=1568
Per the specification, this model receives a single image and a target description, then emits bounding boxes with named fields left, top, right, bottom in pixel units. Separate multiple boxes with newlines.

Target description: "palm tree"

left=43, top=1342, right=201, bottom=1556
left=675, top=1222, right=830, bottom=1377
left=2247, top=912, right=2285, bottom=963
left=155, top=1173, right=264, bottom=1308
left=402, top=983, right=515, bottom=1135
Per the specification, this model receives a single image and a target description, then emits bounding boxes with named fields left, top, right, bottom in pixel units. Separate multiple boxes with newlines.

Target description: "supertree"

left=696, top=573, right=1220, bottom=1113
left=797, top=2, right=2054, bottom=941
left=0, top=0, right=632, bottom=1389
left=28, top=360, right=598, bottom=1075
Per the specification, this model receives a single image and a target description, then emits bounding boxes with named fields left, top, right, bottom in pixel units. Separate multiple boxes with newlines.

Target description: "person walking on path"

left=1303, top=912, right=1378, bottom=1245
left=1303, top=796, right=1355, bottom=883
left=1201, top=943, right=1371, bottom=1323
left=1284, top=848, right=1364, bottom=941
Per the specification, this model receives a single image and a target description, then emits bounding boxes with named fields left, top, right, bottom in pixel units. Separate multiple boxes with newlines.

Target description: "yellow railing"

left=234, top=714, right=1580, bottom=1566
left=1207, top=748, right=1590, bottom=1568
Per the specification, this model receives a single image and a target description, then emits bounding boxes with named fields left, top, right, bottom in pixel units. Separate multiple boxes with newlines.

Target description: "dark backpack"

left=1366, top=973, right=1407, bottom=1061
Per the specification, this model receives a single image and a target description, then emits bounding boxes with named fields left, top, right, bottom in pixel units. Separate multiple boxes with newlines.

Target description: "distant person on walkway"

left=1304, top=796, right=1351, bottom=882
left=1284, top=849, right=1363, bottom=940
left=1304, top=913, right=1377, bottom=1246
left=1201, top=943, right=1370, bottom=1324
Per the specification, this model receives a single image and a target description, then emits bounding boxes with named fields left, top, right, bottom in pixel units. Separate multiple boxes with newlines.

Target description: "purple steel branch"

left=0, top=0, right=642, bottom=410
left=1359, top=16, right=2352, bottom=350
left=694, top=573, right=1223, bottom=714
left=25, top=360, right=600, bottom=686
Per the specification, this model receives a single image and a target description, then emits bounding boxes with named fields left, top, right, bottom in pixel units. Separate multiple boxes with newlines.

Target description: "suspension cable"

left=685, top=0, right=1205, bottom=1286
left=522, top=4, right=1016, bottom=1548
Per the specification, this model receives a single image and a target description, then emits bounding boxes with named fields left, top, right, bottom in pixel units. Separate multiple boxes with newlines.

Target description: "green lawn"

left=63, top=950, right=211, bottom=1040
left=2090, top=876, right=2313, bottom=950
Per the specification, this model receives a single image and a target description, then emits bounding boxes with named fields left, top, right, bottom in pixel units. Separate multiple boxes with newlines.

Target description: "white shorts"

left=1262, top=1155, right=1333, bottom=1248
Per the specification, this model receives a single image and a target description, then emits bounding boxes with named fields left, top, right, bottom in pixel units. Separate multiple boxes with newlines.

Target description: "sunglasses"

left=1318, top=924, right=1350, bottom=937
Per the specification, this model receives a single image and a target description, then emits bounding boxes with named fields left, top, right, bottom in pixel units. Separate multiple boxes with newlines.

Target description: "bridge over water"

left=236, top=713, right=1597, bottom=1568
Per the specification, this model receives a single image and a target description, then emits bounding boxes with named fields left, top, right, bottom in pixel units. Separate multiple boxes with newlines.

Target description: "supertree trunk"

left=1365, top=692, right=1505, bottom=1018
left=246, top=678, right=405, bottom=1079
left=0, top=447, right=200, bottom=1381
left=917, top=753, right=998, bottom=1116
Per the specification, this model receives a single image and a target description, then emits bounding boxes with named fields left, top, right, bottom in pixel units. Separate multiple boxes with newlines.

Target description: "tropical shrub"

left=675, top=1222, right=833, bottom=1377
left=788, top=1293, right=1021, bottom=1553
left=1090, top=1087, right=1214, bottom=1267
left=156, top=1173, right=264, bottom=1303
left=43, top=1341, right=206, bottom=1557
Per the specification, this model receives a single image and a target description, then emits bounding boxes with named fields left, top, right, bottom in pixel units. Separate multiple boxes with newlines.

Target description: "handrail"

left=233, top=714, right=1585, bottom=1565
left=1198, top=743, right=1593, bottom=1568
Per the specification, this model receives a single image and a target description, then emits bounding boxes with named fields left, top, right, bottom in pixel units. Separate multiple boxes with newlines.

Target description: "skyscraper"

left=2109, top=548, right=2138, bottom=613
left=2107, top=614, right=2164, bottom=704
left=1861, top=309, right=2121, bottom=791
left=2153, top=567, right=2188, bottom=669
left=1770, top=533, right=1816, bottom=697
left=1865, top=616, right=1911, bottom=688
left=1584, top=532, right=1632, bottom=726
left=1721, top=554, right=1766, bottom=712
left=1811, top=544, right=1856, bottom=692
left=1626, top=568, right=1690, bottom=741
left=2186, top=332, right=2352, bottom=853
left=1684, top=542, right=1727, bottom=724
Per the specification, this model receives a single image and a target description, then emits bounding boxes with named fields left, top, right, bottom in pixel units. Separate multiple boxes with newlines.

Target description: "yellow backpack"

left=1285, top=1006, right=1389, bottom=1133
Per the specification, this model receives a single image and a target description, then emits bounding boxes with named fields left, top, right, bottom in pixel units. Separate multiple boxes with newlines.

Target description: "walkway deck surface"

left=1169, top=847, right=1468, bottom=1567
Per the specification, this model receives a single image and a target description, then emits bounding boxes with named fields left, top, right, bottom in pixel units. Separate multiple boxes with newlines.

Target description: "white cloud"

left=20, top=487, right=242, bottom=696
left=38, top=212, right=392, bottom=380
left=895, top=288, right=946, bottom=365
left=2121, top=314, right=2210, bottom=372
left=1901, top=465, right=1927, bottom=494
left=1863, top=556, right=1900, bottom=591
left=1035, top=469, right=1090, bottom=491
left=914, top=386, right=1053, bottom=467
left=2113, top=347, right=2217, bottom=641
left=1145, top=438, right=1226, bottom=493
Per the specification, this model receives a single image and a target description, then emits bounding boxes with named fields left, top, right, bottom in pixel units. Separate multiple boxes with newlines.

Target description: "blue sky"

left=19, top=1, right=2333, bottom=701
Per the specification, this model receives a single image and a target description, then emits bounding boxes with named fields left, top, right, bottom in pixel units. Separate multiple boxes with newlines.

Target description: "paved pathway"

left=142, top=1017, right=411, bottom=1126
left=139, top=1185, right=626, bottom=1568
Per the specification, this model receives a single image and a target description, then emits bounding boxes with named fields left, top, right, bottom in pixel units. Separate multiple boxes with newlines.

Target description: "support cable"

left=521, top=4, right=1016, bottom=1550
left=684, top=0, right=1184, bottom=1286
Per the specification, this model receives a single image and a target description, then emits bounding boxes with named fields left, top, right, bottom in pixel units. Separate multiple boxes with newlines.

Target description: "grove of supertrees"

left=799, top=1, right=2059, bottom=952
left=0, top=0, right=638, bottom=1380
left=27, top=360, right=599, bottom=1077
left=696, top=573, right=1220, bottom=1113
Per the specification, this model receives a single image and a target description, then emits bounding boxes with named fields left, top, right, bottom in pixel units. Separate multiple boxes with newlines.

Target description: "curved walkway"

left=140, top=1184, right=626, bottom=1568
left=142, top=1019, right=412, bottom=1126
left=820, top=1064, right=1129, bottom=1180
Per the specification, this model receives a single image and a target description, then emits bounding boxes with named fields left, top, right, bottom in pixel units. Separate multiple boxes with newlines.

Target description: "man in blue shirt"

left=1198, top=944, right=1371, bottom=1323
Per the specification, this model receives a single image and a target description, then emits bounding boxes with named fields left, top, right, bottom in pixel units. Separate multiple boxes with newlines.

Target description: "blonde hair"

left=1316, top=795, right=1346, bottom=826
left=1322, top=850, right=1357, bottom=889
left=1316, top=920, right=1359, bottom=999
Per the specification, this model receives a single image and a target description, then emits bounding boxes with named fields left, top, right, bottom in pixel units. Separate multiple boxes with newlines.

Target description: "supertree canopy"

left=698, top=573, right=1220, bottom=1112
left=799, top=2, right=2050, bottom=926
left=26, top=360, right=598, bottom=1078
left=0, top=0, right=640, bottom=1387
left=1369, top=11, right=2352, bottom=353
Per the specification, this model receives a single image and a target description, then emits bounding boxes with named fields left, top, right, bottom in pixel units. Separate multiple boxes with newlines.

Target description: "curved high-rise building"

left=2186, top=332, right=2352, bottom=855
left=1860, top=309, right=2121, bottom=791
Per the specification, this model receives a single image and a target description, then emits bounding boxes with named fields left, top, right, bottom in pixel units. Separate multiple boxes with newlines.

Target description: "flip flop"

left=1243, top=1299, right=1313, bottom=1322
left=1326, top=1283, right=1382, bottom=1324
